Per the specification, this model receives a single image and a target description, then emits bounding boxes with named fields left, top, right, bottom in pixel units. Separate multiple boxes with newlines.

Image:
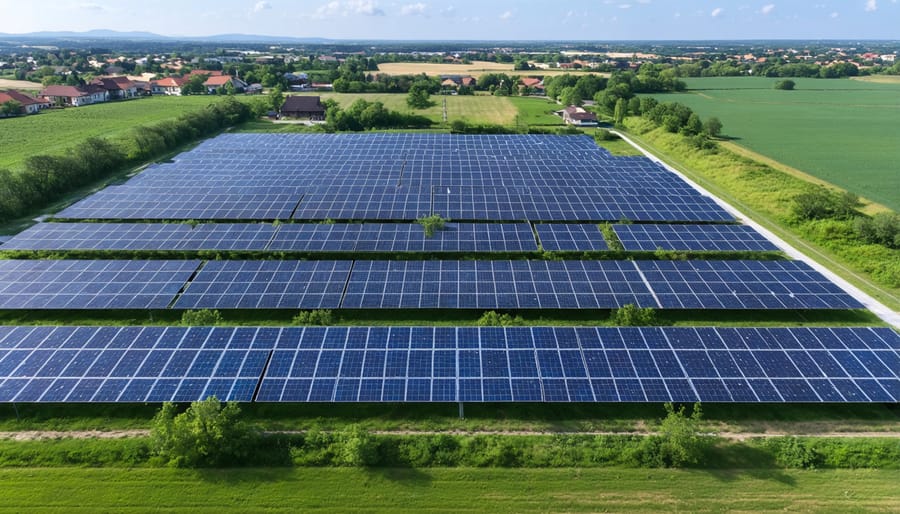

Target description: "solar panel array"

left=536, top=224, right=609, bottom=251
left=615, top=224, right=780, bottom=252
left=0, top=260, right=200, bottom=310
left=1, top=325, right=897, bottom=403
left=54, top=134, right=735, bottom=223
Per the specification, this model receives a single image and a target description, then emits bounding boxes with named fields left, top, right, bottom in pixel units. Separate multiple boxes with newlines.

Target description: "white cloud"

left=76, top=2, right=105, bottom=10
left=830, top=11, right=839, bottom=17
left=637, top=0, right=651, bottom=4
left=439, top=6, right=455, bottom=17
left=400, top=2, right=427, bottom=16
left=711, top=7, right=724, bottom=16
left=252, top=1, right=271, bottom=13
left=865, top=0, right=877, bottom=11
left=499, top=10, right=513, bottom=20
left=619, top=3, right=632, bottom=9
left=761, top=4, right=775, bottom=15
left=314, top=0, right=384, bottom=18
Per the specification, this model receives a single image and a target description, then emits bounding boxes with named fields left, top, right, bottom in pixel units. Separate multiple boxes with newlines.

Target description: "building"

left=559, top=105, right=599, bottom=127
left=0, top=89, right=51, bottom=115
left=39, top=85, right=109, bottom=107
left=91, top=76, right=138, bottom=99
left=440, top=75, right=476, bottom=89
left=203, top=75, right=247, bottom=94
left=519, top=77, right=545, bottom=95
left=280, top=96, right=326, bottom=120
left=151, top=77, right=188, bottom=96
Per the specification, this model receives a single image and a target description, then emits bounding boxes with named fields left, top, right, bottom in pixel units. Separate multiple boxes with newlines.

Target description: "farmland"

left=1, top=467, right=898, bottom=513
left=0, top=96, right=241, bottom=170
left=376, top=61, right=610, bottom=78
left=0, top=78, right=41, bottom=90
left=648, top=77, right=900, bottom=211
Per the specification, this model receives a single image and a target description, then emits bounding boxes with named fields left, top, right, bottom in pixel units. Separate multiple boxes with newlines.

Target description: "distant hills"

left=0, top=30, right=332, bottom=44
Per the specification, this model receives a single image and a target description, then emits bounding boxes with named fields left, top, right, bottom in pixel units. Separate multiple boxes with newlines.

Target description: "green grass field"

left=0, top=96, right=234, bottom=170
left=1, top=468, right=898, bottom=513
left=649, top=77, right=900, bottom=211
left=299, top=92, right=520, bottom=125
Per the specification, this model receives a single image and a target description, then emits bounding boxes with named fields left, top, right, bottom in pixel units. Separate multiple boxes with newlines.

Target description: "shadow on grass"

left=700, top=443, right=796, bottom=486
left=366, top=467, right=433, bottom=488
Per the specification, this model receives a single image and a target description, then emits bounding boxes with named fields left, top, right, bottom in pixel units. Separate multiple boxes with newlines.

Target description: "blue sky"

left=3, top=0, right=899, bottom=40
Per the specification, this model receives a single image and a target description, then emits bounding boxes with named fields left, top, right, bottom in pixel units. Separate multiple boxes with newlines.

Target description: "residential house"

left=280, top=96, right=326, bottom=120
left=519, top=77, right=545, bottom=95
left=40, top=84, right=109, bottom=107
left=151, top=76, right=188, bottom=96
left=203, top=75, right=247, bottom=94
left=91, top=76, right=138, bottom=99
left=0, top=89, right=51, bottom=115
left=245, top=83, right=264, bottom=95
left=439, top=75, right=477, bottom=88
left=559, top=105, right=598, bottom=127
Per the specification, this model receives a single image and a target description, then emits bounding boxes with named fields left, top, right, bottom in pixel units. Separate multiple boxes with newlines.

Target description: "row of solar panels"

left=2, top=222, right=779, bottom=253
left=0, top=259, right=862, bottom=311
left=0, top=325, right=897, bottom=403
left=55, top=186, right=733, bottom=223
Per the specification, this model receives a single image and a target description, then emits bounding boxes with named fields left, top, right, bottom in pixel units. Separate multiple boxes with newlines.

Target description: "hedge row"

left=0, top=98, right=257, bottom=222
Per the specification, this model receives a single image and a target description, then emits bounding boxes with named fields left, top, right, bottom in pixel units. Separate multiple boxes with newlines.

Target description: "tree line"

left=0, top=98, right=257, bottom=222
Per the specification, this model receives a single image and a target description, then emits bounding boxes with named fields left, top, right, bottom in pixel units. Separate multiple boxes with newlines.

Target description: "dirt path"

left=2, top=429, right=899, bottom=441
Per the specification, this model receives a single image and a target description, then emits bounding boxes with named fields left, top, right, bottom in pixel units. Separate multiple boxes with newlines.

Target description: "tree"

left=704, top=117, right=723, bottom=138
left=559, top=86, right=583, bottom=107
left=151, top=398, right=258, bottom=467
left=613, top=98, right=628, bottom=126
left=774, top=79, right=796, bottom=90
left=417, top=213, right=449, bottom=237
left=268, top=85, right=284, bottom=111
left=407, top=81, right=432, bottom=109
left=1, top=100, right=22, bottom=117
left=335, top=425, right=379, bottom=466
left=681, top=113, right=703, bottom=136
left=657, top=403, right=706, bottom=467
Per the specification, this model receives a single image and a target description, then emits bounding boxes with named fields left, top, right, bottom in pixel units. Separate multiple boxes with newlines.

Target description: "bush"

left=610, top=304, right=657, bottom=326
left=150, top=398, right=258, bottom=467
left=417, top=213, right=449, bottom=237
left=292, top=309, right=334, bottom=326
left=853, top=212, right=900, bottom=249
left=766, top=437, right=822, bottom=469
left=180, top=309, right=223, bottom=326
left=594, top=128, right=618, bottom=141
left=775, top=79, right=796, bottom=90
left=791, top=187, right=860, bottom=221
left=335, top=425, right=379, bottom=467
left=598, top=222, right=624, bottom=250
left=476, top=311, right=527, bottom=327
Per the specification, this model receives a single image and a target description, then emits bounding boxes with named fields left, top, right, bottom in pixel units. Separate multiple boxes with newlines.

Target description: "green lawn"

left=297, top=92, right=519, bottom=125
left=507, top=96, right=565, bottom=126
left=0, top=96, right=239, bottom=170
left=1, top=467, right=898, bottom=513
left=648, top=77, right=900, bottom=211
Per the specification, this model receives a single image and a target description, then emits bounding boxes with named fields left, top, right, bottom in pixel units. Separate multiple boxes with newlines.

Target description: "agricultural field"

left=297, top=92, right=521, bottom=125
left=0, top=96, right=241, bottom=170
left=376, top=61, right=610, bottom=78
left=0, top=78, right=42, bottom=90
left=648, top=77, right=900, bottom=211
left=2, top=468, right=899, bottom=513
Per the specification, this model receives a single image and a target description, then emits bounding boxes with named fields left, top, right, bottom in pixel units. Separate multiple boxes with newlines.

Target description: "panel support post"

left=458, top=402, right=464, bottom=419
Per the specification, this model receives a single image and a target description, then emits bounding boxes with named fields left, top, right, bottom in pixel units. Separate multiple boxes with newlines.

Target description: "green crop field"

left=2, top=468, right=898, bottom=513
left=0, top=96, right=237, bottom=170
left=648, top=77, right=900, bottom=211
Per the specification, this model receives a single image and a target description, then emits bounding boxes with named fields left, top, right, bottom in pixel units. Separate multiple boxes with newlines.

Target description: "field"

left=376, top=61, right=610, bottom=78
left=300, top=92, right=521, bottom=125
left=648, top=77, right=900, bottom=211
left=0, top=78, right=42, bottom=90
left=2, top=468, right=898, bottom=513
left=0, top=96, right=236, bottom=169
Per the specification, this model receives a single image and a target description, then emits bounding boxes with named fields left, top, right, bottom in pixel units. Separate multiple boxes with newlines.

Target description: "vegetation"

left=416, top=213, right=449, bottom=237
left=180, top=309, right=224, bottom=326
left=324, top=98, right=432, bottom=131
left=292, top=309, right=335, bottom=326
left=775, top=79, right=796, bottom=90
left=647, top=77, right=900, bottom=210
left=476, top=311, right=527, bottom=327
left=150, top=398, right=258, bottom=468
left=609, top=304, right=658, bottom=326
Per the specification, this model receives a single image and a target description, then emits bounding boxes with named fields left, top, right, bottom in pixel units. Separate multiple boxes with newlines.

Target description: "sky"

left=1, top=0, right=898, bottom=40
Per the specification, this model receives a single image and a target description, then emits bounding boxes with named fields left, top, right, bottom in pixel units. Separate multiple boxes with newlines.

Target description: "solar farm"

left=0, top=133, right=897, bottom=405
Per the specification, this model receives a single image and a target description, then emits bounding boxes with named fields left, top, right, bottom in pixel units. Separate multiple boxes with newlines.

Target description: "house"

left=519, top=77, right=545, bottom=95
left=40, top=85, right=109, bottom=107
left=439, top=75, right=476, bottom=88
left=441, top=78, right=459, bottom=90
left=245, top=83, right=264, bottom=95
left=151, top=76, right=188, bottom=96
left=559, top=105, right=598, bottom=127
left=188, top=69, right=223, bottom=78
left=203, top=75, right=247, bottom=94
left=91, top=76, right=138, bottom=99
left=0, top=89, right=51, bottom=115
left=280, top=95, right=326, bottom=120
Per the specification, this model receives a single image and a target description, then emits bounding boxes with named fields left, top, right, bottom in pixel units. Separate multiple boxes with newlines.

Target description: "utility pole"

left=442, top=97, right=448, bottom=124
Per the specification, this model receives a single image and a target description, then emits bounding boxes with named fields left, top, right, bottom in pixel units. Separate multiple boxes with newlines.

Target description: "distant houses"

left=280, top=96, right=326, bottom=120
left=203, top=75, right=248, bottom=94
left=558, top=105, right=599, bottom=127
left=151, top=76, right=188, bottom=96
left=90, top=76, right=139, bottom=99
left=0, top=89, right=50, bottom=116
left=40, top=84, right=109, bottom=107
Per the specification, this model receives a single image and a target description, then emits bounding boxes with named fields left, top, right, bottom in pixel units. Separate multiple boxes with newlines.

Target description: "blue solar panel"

left=536, top=224, right=609, bottom=251
left=0, top=260, right=200, bottom=309
left=614, top=224, right=779, bottom=252
left=342, top=260, right=655, bottom=309
left=174, top=260, right=352, bottom=310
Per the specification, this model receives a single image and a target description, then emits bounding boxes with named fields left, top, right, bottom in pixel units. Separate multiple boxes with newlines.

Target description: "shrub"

left=292, top=309, right=334, bottom=326
left=766, top=437, right=822, bottom=469
left=417, top=213, right=449, bottom=237
left=791, top=187, right=860, bottom=221
left=180, top=309, right=223, bottom=326
left=853, top=212, right=900, bottom=249
left=151, top=398, right=258, bottom=467
left=477, top=311, right=527, bottom=327
left=775, top=79, right=796, bottom=90
left=595, top=128, right=618, bottom=141
left=610, top=304, right=657, bottom=326
left=335, top=425, right=379, bottom=467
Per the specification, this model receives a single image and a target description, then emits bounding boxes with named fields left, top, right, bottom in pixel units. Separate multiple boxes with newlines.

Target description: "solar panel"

left=173, top=260, right=352, bottom=310
left=614, top=224, right=780, bottom=252
left=342, top=260, right=657, bottom=309
left=0, top=260, right=200, bottom=309
left=635, top=260, right=864, bottom=310
left=536, top=224, right=609, bottom=251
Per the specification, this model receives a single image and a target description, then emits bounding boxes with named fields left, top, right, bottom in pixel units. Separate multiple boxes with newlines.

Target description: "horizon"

left=3, top=0, right=899, bottom=41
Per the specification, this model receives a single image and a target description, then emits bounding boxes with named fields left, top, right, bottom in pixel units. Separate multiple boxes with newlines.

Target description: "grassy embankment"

left=648, top=77, right=900, bottom=212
